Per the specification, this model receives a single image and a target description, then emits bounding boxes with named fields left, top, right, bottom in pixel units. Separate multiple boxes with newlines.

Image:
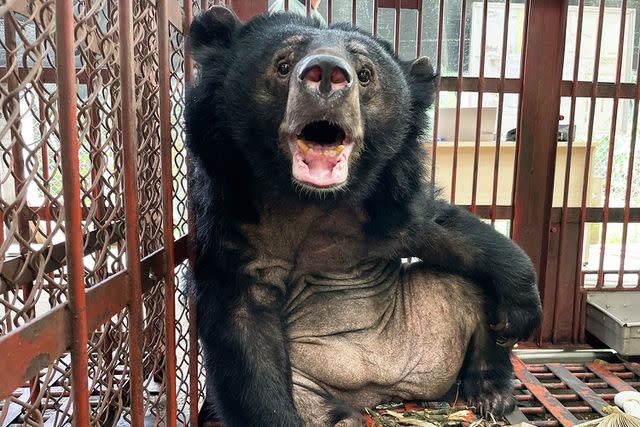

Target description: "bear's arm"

left=413, top=200, right=542, bottom=344
left=190, top=168, right=302, bottom=426
left=193, top=253, right=303, bottom=427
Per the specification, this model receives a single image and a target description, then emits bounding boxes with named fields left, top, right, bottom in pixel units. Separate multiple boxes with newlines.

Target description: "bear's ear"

left=403, top=56, right=436, bottom=109
left=189, top=6, right=242, bottom=64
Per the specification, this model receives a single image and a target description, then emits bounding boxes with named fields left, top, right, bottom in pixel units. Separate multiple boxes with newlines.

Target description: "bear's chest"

left=239, top=200, right=372, bottom=273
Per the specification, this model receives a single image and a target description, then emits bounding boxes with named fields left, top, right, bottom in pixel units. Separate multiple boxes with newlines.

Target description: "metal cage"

left=0, top=0, right=638, bottom=425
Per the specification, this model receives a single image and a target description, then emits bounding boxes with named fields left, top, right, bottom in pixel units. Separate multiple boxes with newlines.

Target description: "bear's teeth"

left=297, top=139, right=310, bottom=154
left=335, top=145, right=345, bottom=156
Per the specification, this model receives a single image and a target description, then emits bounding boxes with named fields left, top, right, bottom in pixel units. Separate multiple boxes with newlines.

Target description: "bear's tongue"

left=291, top=139, right=351, bottom=187
left=304, top=146, right=340, bottom=176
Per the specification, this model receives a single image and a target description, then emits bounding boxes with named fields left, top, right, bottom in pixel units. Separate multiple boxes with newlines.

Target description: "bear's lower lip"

left=288, top=137, right=353, bottom=188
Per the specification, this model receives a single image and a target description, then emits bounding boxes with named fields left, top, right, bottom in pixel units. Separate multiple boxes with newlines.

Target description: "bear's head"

left=187, top=7, right=435, bottom=203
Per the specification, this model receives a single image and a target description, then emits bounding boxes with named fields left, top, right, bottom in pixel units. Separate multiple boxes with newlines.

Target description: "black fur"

left=187, top=7, right=541, bottom=426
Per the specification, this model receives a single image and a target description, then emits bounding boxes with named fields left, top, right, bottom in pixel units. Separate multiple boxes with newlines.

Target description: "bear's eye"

left=357, top=68, right=372, bottom=85
left=277, top=61, right=290, bottom=76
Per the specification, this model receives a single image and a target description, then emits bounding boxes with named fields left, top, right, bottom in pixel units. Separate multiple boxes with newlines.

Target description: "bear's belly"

left=285, top=260, right=477, bottom=408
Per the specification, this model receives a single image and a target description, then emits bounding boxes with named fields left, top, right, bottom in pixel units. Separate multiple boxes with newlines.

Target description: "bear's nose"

left=297, top=54, right=353, bottom=97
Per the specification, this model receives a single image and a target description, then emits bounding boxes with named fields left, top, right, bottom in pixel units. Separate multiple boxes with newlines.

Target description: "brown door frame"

left=513, top=0, right=569, bottom=343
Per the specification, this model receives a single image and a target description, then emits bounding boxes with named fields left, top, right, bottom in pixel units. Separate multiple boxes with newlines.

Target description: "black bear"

left=186, top=7, right=542, bottom=427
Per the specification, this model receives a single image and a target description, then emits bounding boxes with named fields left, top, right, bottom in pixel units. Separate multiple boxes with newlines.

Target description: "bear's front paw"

left=490, top=298, right=542, bottom=347
left=462, top=374, right=516, bottom=416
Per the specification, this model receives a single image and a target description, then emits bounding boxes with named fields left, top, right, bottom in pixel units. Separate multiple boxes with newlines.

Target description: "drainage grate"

left=508, top=355, right=640, bottom=426
left=363, top=354, right=640, bottom=427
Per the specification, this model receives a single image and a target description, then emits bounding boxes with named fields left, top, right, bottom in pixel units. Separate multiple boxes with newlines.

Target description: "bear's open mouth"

left=289, top=121, right=354, bottom=188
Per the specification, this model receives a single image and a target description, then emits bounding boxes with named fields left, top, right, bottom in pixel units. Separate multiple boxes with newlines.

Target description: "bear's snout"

left=296, top=54, right=353, bottom=98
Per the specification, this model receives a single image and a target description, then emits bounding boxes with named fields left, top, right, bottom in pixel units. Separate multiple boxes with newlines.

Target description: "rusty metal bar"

left=532, top=370, right=635, bottom=380
left=187, top=281, right=199, bottom=426
left=510, top=0, right=529, bottom=240
left=306, top=0, right=310, bottom=17
left=505, top=407, right=530, bottom=425
left=520, top=407, right=592, bottom=415
left=373, top=0, right=378, bottom=36
left=394, top=0, right=400, bottom=53
left=157, top=0, right=178, bottom=423
left=0, top=13, right=36, bottom=388
left=430, top=0, right=444, bottom=183
left=532, top=422, right=560, bottom=427
left=351, top=0, right=356, bottom=24
left=0, top=303, right=70, bottom=401
left=0, top=236, right=188, bottom=401
left=470, top=0, right=488, bottom=214
left=625, top=363, right=640, bottom=377
left=55, top=0, right=91, bottom=424
left=587, top=363, right=637, bottom=393
left=597, top=0, right=628, bottom=288
left=0, top=66, right=107, bottom=83
left=327, top=0, right=332, bottom=24
left=450, top=0, right=467, bottom=203
left=118, top=0, right=145, bottom=422
left=532, top=372, right=593, bottom=379
left=415, top=0, right=422, bottom=57
left=618, top=10, right=640, bottom=289
left=516, top=392, right=616, bottom=402
left=3, top=15, right=30, bottom=257
left=378, top=0, right=419, bottom=7
left=515, top=380, right=640, bottom=390
left=559, top=80, right=640, bottom=99
left=527, top=364, right=625, bottom=372
left=513, top=0, right=567, bottom=339
left=573, top=0, right=606, bottom=342
left=512, top=357, right=580, bottom=427
left=38, top=97, right=52, bottom=235
left=271, top=75, right=495, bottom=94
left=490, top=0, right=510, bottom=225
left=0, top=223, right=122, bottom=291
left=4, top=15, right=38, bottom=405
left=552, top=0, right=584, bottom=343
left=183, top=1, right=200, bottom=424
left=546, top=364, right=609, bottom=416
left=185, top=1, right=194, bottom=83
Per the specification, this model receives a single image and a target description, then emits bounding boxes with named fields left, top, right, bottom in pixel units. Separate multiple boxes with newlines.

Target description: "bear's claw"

left=462, top=372, right=516, bottom=416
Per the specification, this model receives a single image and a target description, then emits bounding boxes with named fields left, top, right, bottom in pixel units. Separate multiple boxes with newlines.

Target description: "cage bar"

left=512, top=0, right=567, bottom=344
left=1, top=1, right=640, bottom=424
left=430, top=0, right=444, bottom=184
left=470, top=0, right=488, bottom=214
left=596, top=0, right=629, bottom=288
left=490, top=0, right=511, bottom=225
left=450, top=0, right=468, bottom=204
left=158, top=0, right=178, bottom=424
left=55, top=0, right=91, bottom=424
left=118, top=0, right=146, bottom=422
left=574, top=0, right=606, bottom=342
left=552, top=0, right=584, bottom=344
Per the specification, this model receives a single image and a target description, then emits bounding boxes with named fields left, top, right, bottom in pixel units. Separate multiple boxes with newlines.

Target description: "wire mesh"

left=0, top=0, right=196, bottom=425
left=1, top=0, right=640, bottom=425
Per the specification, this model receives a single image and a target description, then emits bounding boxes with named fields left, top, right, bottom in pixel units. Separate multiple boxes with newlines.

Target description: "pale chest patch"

left=239, top=198, right=371, bottom=274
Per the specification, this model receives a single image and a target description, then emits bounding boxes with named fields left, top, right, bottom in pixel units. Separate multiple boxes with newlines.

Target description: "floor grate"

left=507, top=355, right=640, bottom=426
left=363, top=354, right=640, bottom=426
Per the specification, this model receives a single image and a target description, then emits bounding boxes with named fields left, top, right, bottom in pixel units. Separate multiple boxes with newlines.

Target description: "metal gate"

left=0, top=0, right=205, bottom=424
left=0, top=0, right=638, bottom=425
